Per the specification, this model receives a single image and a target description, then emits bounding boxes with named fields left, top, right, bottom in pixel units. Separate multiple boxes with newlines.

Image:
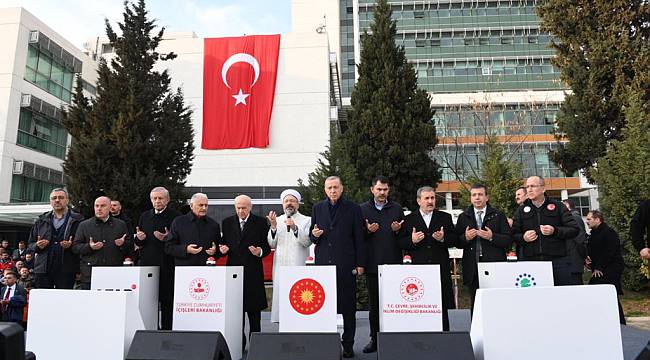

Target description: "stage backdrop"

left=203, top=34, right=281, bottom=149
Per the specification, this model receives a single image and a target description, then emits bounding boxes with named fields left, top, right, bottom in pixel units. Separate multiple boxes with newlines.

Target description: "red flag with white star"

left=202, top=35, right=280, bottom=149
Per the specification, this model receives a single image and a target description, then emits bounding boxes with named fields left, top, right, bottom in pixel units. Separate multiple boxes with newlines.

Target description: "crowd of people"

left=1, top=175, right=648, bottom=358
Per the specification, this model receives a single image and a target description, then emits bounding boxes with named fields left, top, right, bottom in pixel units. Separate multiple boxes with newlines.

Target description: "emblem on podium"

left=289, top=278, right=325, bottom=315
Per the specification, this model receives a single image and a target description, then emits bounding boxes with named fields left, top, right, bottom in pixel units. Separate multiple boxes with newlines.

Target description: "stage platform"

left=251, top=310, right=650, bottom=360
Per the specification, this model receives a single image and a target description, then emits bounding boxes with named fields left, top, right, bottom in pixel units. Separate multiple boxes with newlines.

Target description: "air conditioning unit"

left=29, top=30, right=40, bottom=43
left=481, top=67, right=492, bottom=76
left=20, top=94, right=31, bottom=107
left=13, top=160, right=24, bottom=175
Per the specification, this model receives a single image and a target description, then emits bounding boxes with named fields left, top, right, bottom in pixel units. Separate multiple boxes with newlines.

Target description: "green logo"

left=515, top=274, right=536, bottom=288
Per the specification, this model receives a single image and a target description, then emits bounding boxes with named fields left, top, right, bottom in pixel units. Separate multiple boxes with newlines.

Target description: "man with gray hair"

left=73, top=196, right=131, bottom=289
left=165, top=193, right=221, bottom=266
left=28, top=188, right=84, bottom=289
left=512, top=176, right=580, bottom=285
left=266, top=189, right=312, bottom=323
left=399, top=186, right=456, bottom=330
left=221, top=194, right=271, bottom=351
left=135, top=186, right=180, bottom=329
left=310, top=176, right=365, bottom=358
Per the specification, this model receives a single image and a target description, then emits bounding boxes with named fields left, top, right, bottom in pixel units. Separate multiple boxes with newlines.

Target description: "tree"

left=435, top=99, right=530, bottom=216
left=298, top=134, right=363, bottom=216
left=458, top=136, right=523, bottom=217
left=342, top=0, right=440, bottom=211
left=591, top=90, right=650, bottom=290
left=537, top=0, right=650, bottom=179
left=63, top=0, right=194, bottom=217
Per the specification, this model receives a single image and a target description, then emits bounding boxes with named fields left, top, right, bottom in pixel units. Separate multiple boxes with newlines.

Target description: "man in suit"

left=0, top=271, right=27, bottom=323
left=165, top=193, right=221, bottom=267
left=399, top=186, right=456, bottom=330
left=359, top=175, right=404, bottom=353
left=455, top=184, right=512, bottom=310
left=310, top=176, right=365, bottom=358
left=135, top=186, right=180, bottom=330
left=220, top=195, right=271, bottom=351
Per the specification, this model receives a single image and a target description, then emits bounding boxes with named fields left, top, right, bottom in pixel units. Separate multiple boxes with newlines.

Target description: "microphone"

left=285, top=208, right=295, bottom=233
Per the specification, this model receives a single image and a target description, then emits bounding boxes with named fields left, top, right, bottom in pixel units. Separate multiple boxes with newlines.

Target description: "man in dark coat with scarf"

left=399, top=186, right=456, bottom=331
left=310, top=176, right=365, bottom=358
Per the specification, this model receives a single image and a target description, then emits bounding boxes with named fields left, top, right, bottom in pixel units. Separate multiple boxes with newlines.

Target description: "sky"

left=3, top=0, right=292, bottom=49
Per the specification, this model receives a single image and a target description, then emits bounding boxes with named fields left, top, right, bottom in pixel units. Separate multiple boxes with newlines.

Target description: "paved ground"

left=245, top=310, right=650, bottom=360
left=628, top=317, right=650, bottom=332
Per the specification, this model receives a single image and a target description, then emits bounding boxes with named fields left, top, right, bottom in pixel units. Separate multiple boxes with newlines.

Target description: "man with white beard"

left=266, top=189, right=312, bottom=323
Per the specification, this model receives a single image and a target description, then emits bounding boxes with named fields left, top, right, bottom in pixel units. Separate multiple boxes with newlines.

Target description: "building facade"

left=83, top=30, right=333, bottom=222
left=293, top=0, right=598, bottom=213
left=0, top=7, right=97, bottom=241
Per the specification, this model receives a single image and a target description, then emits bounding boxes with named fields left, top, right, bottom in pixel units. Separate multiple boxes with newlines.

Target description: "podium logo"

left=188, top=277, right=210, bottom=300
left=289, top=278, right=325, bottom=315
left=514, top=273, right=537, bottom=288
left=400, top=277, right=425, bottom=302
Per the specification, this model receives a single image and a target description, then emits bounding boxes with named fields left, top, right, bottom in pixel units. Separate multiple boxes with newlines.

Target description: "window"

left=570, top=196, right=591, bottom=216
left=24, top=43, right=76, bottom=102
left=17, top=107, right=68, bottom=159
left=10, top=174, right=62, bottom=203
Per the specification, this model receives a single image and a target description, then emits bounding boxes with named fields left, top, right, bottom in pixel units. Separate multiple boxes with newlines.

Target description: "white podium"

left=173, top=266, right=243, bottom=360
left=278, top=265, right=337, bottom=332
left=470, top=285, right=623, bottom=360
left=478, top=261, right=553, bottom=288
left=27, top=289, right=144, bottom=360
left=91, top=266, right=159, bottom=330
left=378, top=264, right=443, bottom=332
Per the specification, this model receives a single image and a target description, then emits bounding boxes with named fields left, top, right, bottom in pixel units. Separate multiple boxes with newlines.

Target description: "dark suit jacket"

left=398, top=209, right=456, bottom=311
left=310, top=198, right=365, bottom=314
left=165, top=212, right=222, bottom=266
left=221, top=213, right=271, bottom=312
left=455, top=204, right=512, bottom=286
left=136, top=207, right=180, bottom=267
left=1, top=284, right=27, bottom=323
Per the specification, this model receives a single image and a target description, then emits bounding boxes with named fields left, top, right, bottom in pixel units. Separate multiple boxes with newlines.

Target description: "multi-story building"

left=0, top=7, right=97, bottom=241
left=294, top=0, right=598, bottom=215
left=1, top=6, right=334, bottom=238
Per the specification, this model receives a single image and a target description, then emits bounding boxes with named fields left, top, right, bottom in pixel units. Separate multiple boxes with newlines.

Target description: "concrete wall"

left=151, top=31, right=331, bottom=187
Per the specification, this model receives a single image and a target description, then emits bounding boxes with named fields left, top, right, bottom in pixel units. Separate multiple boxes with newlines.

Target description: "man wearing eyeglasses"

left=512, top=176, right=580, bottom=285
left=27, top=188, right=85, bottom=289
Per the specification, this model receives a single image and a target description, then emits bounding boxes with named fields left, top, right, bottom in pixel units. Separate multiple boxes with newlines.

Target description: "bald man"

left=221, top=195, right=271, bottom=351
left=73, top=196, right=131, bottom=289
left=512, top=176, right=580, bottom=285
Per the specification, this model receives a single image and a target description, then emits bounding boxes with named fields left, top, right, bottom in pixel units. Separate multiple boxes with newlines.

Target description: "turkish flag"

left=203, top=35, right=280, bottom=149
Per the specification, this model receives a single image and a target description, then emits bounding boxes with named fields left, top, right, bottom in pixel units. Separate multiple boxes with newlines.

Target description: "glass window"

left=10, top=175, right=61, bottom=203
left=25, top=44, right=79, bottom=102
left=17, top=108, right=68, bottom=159
left=36, top=54, right=52, bottom=76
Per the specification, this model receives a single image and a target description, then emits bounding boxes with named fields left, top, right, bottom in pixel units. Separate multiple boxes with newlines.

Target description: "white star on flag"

left=232, top=88, right=250, bottom=106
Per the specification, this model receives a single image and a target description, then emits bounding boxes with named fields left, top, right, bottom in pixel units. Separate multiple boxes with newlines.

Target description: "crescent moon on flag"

left=221, top=53, right=260, bottom=89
